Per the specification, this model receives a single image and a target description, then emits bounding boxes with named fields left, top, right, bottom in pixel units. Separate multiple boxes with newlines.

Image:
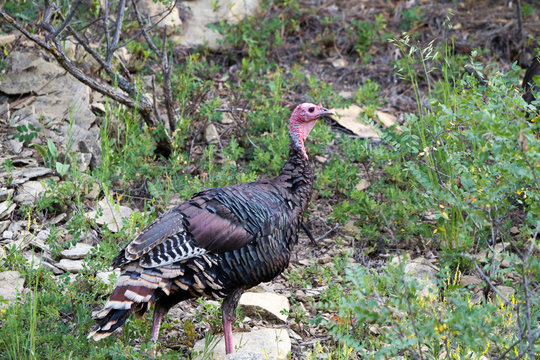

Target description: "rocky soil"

left=0, top=0, right=538, bottom=359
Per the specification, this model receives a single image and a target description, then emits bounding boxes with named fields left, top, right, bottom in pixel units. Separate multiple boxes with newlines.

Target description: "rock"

left=355, top=178, right=370, bottom=191
left=2, top=230, right=14, bottom=240
left=404, top=257, right=438, bottom=298
left=23, top=251, right=62, bottom=274
left=0, top=50, right=100, bottom=164
left=494, top=286, right=515, bottom=301
left=192, top=328, right=291, bottom=360
left=338, top=90, right=355, bottom=99
left=343, top=220, right=361, bottom=236
left=460, top=275, right=482, bottom=287
left=0, top=201, right=16, bottom=220
left=96, top=270, right=120, bottom=286
left=9, top=138, right=24, bottom=153
left=0, top=167, right=53, bottom=185
left=474, top=250, right=487, bottom=263
left=60, top=243, right=94, bottom=260
left=0, top=220, right=9, bottom=233
left=314, top=155, right=328, bottom=164
left=76, top=152, right=93, bottom=172
left=225, top=352, right=266, bottom=360
left=0, top=188, right=14, bottom=201
left=174, top=0, right=262, bottom=49
left=205, top=123, right=220, bottom=144
left=14, top=180, right=46, bottom=205
left=0, top=33, right=18, bottom=46
left=331, top=58, right=348, bottom=68
left=509, top=226, right=520, bottom=235
left=85, top=198, right=134, bottom=232
left=330, top=105, right=380, bottom=139
left=375, top=111, right=399, bottom=129
left=136, top=0, right=182, bottom=35
left=49, top=213, right=67, bottom=225
left=81, top=174, right=100, bottom=200
left=239, top=292, right=289, bottom=323
left=56, top=259, right=85, bottom=273
left=0, top=271, right=25, bottom=310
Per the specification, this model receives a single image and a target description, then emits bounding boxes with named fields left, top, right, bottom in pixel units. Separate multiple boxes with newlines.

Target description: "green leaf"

left=55, top=162, right=70, bottom=176
left=30, top=143, right=48, bottom=160
left=47, top=139, right=58, bottom=160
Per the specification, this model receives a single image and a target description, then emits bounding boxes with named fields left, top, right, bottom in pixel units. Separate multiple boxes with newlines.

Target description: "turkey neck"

left=275, top=141, right=315, bottom=212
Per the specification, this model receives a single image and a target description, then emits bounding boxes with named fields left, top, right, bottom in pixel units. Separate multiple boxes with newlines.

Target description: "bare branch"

left=104, top=0, right=111, bottom=51
left=47, top=0, right=83, bottom=40
left=132, top=0, right=161, bottom=56
left=106, top=0, right=127, bottom=65
left=0, top=8, right=49, bottom=48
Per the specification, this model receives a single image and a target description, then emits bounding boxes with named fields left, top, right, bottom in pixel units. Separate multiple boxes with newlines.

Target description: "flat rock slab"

left=193, top=328, right=291, bottom=360
left=85, top=198, right=133, bottom=232
left=174, top=0, right=261, bottom=49
left=239, top=292, right=289, bottom=323
left=14, top=180, right=46, bottom=205
left=0, top=271, right=25, bottom=310
left=56, top=259, right=85, bottom=273
left=96, top=269, right=120, bottom=286
left=60, top=243, right=94, bottom=260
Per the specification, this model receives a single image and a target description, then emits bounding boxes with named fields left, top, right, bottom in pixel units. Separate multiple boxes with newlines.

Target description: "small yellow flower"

left=433, top=228, right=438, bottom=234
left=442, top=212, right=449, bottom=220
left=517, top=189, right=521, bottom=195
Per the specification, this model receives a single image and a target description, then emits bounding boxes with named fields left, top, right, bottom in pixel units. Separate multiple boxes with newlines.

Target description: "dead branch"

left=0, top=1, right=178, bottom=154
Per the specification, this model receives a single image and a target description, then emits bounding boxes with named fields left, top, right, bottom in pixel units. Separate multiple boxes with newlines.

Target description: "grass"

left=1, top=0, right=539, bottom=359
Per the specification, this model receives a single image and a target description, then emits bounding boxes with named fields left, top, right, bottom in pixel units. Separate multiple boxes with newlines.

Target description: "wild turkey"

left=88, top=103, right=333, bottom=354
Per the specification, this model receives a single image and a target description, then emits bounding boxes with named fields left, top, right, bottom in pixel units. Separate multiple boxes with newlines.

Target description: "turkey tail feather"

left=88, top=306, right=134, bottom=340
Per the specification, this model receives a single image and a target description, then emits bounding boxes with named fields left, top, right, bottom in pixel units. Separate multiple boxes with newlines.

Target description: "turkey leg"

left=221, top=287, right=245, bottom=354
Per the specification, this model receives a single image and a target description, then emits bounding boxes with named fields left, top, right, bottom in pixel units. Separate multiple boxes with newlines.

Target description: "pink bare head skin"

left=289, top=102, right=334, bottom=158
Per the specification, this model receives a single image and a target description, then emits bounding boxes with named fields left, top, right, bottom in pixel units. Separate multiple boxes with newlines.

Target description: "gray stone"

left=60, top=243, right=94, bottom=260
left=331, top=58, right=348, bottom=68
left=404, top=257, right=439, bottom=298
left=0, top=188, right=14, bottom=201
left=355, top=178, right=370, bottom=191
left=56, top=259, right=85, bottom=273
left=0, top=271, right=25, bottom=310
left=460, top=275, right=482, bottom=287
left=136, top=0, right=182, bottom=35
left=81, top=174, right=100, bottom=200
left=2, top=230, right=14, bottom=240
left=0, top=221, right=9, bottom=234
left=205, top=123, right=220, bottom=144
left=76, top=152, right=93, bottom=172
left=0, top=201, right=16, bottom=220
left=9, top=138, right=24, bottom=153
left=14, top=180, right=46, bottom=205
left=239, top=292, right=289, bottom=323
left=0, top=167, right=53, bottom=185
left=174, top=0, right=262, bottom=49
left=96, top=270, right=120, bottom=286
left=49, top=213, right=67, bottom=225
left=85, top=198, right=133, bottom=232
left=0, top=50, right=100, bottom=163
left=192, top=328, right=291, bottom=360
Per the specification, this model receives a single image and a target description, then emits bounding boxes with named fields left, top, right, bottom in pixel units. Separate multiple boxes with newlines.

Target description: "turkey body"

left=88, top=103, right=332, bottom=354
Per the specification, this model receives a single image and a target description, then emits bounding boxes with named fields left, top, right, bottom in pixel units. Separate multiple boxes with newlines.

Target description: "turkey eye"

left=308, top=107, right=315, bottom=113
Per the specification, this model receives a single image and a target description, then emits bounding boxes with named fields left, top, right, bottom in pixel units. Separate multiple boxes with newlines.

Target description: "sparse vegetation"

left=0, top=0, right=538, bottom=359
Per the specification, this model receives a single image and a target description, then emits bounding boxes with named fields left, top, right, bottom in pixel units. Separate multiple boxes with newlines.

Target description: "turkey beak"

left=320, top=107, right=335, bottom=121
